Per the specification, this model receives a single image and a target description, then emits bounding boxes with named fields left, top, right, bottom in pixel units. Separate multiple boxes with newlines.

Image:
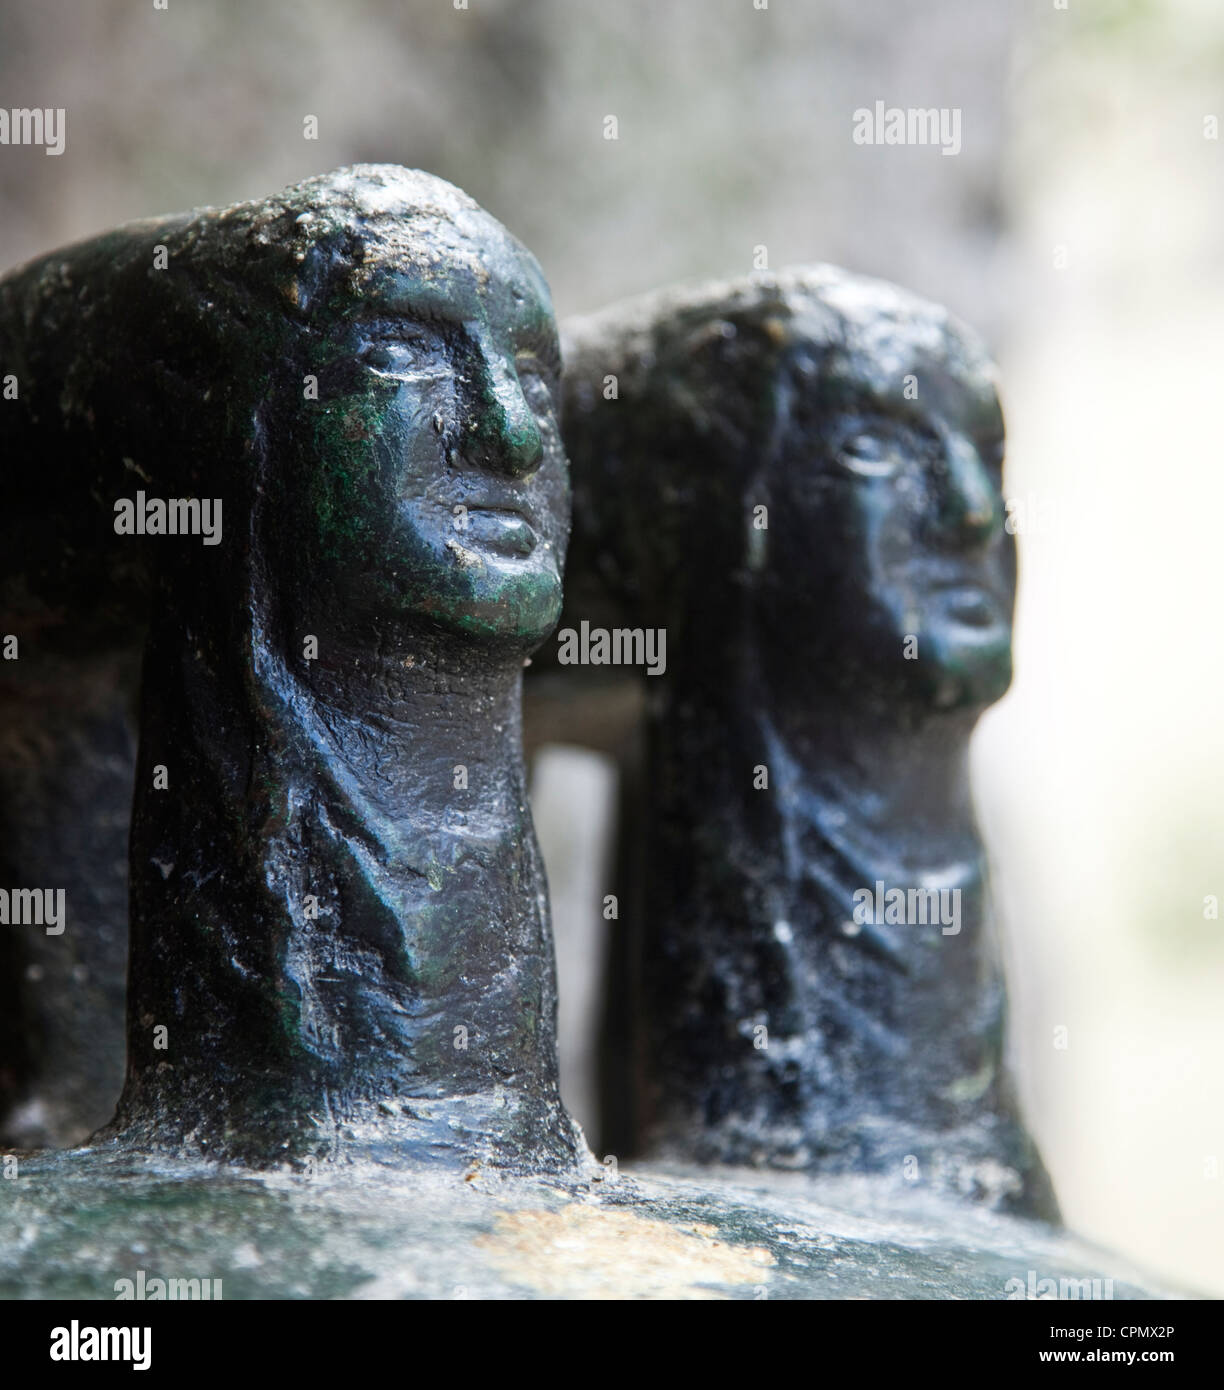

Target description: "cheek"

left=782, top=483, right=875, bottom=568
left=530, top=449, right=572, bottom=542
left=864, top=484, right=933, bottom=565
left=381, top=389, right=455, bottom=490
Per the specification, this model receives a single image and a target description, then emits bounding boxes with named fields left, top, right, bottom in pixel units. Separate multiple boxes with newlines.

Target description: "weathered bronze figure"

left=0, top=184, right=1180, bottom=1300
left=560, top=267, right=1056, bottom=1216
left=0, top=165, right=582, bottom=1172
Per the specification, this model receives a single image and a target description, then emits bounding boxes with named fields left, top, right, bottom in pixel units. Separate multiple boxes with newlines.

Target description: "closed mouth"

left=934, top=583, right=1000, bottom=627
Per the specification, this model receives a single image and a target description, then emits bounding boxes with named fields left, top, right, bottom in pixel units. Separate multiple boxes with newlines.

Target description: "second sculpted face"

left=762, top=312, right=1016, bottom=712
left=296, top=207, right=570, bottom=651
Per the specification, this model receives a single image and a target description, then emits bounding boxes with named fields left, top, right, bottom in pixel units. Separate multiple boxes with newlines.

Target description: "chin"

left=427, top=569, right=563, bottom=646
left=919, top=639, right=1014, bottom=711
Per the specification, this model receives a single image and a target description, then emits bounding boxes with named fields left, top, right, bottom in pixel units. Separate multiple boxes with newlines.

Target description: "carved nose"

left=934, top=436, right=1000, bottom=548
left=477, top=365, right=544, bottom=480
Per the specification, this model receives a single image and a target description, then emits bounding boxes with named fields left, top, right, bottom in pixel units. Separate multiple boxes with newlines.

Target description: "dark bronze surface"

left=0, top=166, right=581, bottom=1172
left=556, top=267, right=1056, bottom=1217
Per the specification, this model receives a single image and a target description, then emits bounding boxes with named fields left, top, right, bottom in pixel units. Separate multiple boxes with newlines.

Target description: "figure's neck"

left=755, top=690, right=981, bottom=870
left=298, top=628, right=526, bottom=713
left=638, top=658, right=1041, bottom=1207
left=288, top=631, right=528, bottom=821
left=112, top=616, right=578, bottom=1171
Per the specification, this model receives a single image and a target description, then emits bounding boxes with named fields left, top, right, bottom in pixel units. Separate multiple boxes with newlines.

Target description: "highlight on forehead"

left=272, top=164, right=481, bottom=249
left=831, top=307, right=992, bottom=388
left=566, top=264, right=993, bottom=382
left=817, top=314, right=999, bottom=400
left=208, top=164, right=544, bottom=321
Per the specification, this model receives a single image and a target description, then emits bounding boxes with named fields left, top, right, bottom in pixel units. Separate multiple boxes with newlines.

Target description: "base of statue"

left=0, top=1145, right=1186, bottom=1300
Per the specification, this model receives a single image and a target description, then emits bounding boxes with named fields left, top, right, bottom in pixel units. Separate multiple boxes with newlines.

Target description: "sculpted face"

left=760, top=308, right=1015, bottom=711
left=294, top=203, right=569, bottom=648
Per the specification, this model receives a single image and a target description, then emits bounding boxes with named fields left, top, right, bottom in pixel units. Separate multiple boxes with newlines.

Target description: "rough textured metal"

left=0, top=1150, right=1177, bottom=1300
left=0, top=166, right=582, bottom=1173
left=3, top=172, right=1155, bottom=1296
left=556, top=268, right=1055, bottom=1217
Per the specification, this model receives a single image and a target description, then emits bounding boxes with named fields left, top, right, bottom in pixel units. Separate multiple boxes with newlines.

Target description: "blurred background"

left=1, top=0, right=1221, bottom=1294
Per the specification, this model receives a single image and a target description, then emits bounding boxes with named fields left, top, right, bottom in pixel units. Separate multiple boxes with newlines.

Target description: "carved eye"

left=362, top=344, right=395, bottom=370
left=833, top=414, right=943, bottom=479
left=359, top=328, right=447, bottom=377
left=515, top=354, right=559, bottom=420
left=837, top=432, right=900, bottom=478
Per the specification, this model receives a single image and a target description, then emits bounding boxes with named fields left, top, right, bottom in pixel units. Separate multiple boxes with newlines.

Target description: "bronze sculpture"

left=0, top=165, right=582, bottom=1172
left=559, top=266, right=1056, bottom=1216
left=0, top=176, right=1181, bottom=1297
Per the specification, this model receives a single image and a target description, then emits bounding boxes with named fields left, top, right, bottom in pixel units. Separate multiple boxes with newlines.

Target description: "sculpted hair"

left=560, top=269, right=829, bottom=616
left=0, top=165, right=486, bottom=632
left=0, top=166, right=570, bottom=1162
